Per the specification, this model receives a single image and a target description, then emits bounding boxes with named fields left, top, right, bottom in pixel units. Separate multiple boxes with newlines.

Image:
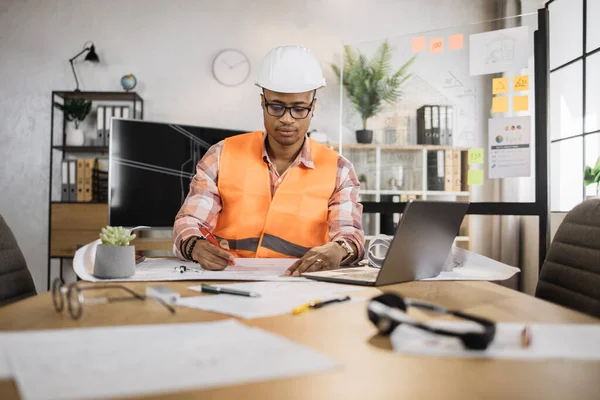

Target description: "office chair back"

left=535, top=198, right=600, bottom=317
left=0, top=215, right=37, bottom=306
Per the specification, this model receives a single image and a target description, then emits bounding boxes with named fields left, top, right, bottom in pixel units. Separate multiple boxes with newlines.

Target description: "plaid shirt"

left=173, top=134, right=365, bottom=260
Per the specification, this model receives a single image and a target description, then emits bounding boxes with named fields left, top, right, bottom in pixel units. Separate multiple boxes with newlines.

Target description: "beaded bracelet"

left=185, top=236, right=203, bottom=263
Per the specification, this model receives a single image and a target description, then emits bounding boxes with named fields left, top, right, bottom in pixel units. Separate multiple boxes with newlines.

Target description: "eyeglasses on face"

left=51, top=278, right=175, bottom=320
left=261, top=94, right=314, bottom=119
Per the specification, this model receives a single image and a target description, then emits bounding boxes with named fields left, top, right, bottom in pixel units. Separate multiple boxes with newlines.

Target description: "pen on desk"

left=200, top=283, right=260, bottom=298
left=292, top=296, right=351, bottom=315
left=521, top=324, right=532, bottom=348
left=198, top=225, right=235, bottom=265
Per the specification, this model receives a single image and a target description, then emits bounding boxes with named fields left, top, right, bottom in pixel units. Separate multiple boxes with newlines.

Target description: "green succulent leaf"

left=99, top=225, right=135, bottom=246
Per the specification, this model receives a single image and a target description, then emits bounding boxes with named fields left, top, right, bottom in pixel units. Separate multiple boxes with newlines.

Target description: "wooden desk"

left=0, top=281, right=599, bottom=399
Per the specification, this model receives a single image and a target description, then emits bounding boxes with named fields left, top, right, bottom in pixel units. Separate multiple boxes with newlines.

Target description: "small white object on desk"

left=145, top=285, right=180, bottom=304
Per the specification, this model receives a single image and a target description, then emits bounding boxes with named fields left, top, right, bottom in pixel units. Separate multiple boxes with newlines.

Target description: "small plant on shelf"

left=584, top=156, right=600, bottom=196
left=99, top=226, right=136, bottom=246
left=331, top=41, right=416, bottom=144
left=53, top=98, right=92, bottom=146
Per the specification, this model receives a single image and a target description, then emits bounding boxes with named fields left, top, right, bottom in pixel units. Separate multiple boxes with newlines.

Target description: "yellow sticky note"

left=514, top=75, right=529, bottom=92
left=468, top=148, right=484, bottom=165
left=492, top=96, right=508, bottom=113
left=513, top=95, right=529, bottom=112
left=430, top=38, right=444, bottom=53
left=449, top=34, right=464, bottom=50
left=468, top=169, right=484, bottom=185
left=492, top=78, right=508, bottom=94
left=412, top=36, right=426, bottom=52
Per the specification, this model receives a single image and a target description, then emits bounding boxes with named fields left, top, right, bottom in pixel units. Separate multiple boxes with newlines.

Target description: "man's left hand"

left=285, top=242, right=345, bottom=277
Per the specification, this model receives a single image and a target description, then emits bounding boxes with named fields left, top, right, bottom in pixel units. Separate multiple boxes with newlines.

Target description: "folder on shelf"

left=68, top=159, right=77, bottom=202
left=417, top=105, right=432, bottom=145
left=452, top=150, right=462, bottom=192
left=427, top=150, right=445, bottom=191
left=61, top=160, right=69, bottom=201
left=104, top=106, right=113, bottom=146
left=122, top=106, right=131, bottom=119
left=431, top=106, right=440, bottom=145
left=440, top=106, right=447, bottom=146
left=83, top=158, right=94, bottom=202
left=76, top=159, right=85, bottom=202
left=113, top=106, right=122, bottom=120
left=445, top=150, right=454, bottom=192
left=447, top=106, right=454, bottom=146
left=97, top=105, right=105, bottom=147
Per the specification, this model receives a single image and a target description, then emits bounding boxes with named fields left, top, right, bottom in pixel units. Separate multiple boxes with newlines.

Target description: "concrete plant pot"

left=94, top=245, right=135, bottom=279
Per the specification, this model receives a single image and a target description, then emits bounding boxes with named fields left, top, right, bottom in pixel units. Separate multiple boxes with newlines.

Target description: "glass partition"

left=336, top=13, right=540, bottom=244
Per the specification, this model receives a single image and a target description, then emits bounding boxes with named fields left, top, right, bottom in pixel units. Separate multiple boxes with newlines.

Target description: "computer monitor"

left=108, top=119, right=245, bottom=228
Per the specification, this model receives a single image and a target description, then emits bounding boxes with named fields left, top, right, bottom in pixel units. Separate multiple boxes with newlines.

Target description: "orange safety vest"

left=213, top=131, right=338, bottom=258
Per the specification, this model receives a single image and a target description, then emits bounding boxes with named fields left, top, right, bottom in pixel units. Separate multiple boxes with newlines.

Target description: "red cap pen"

left=198, top=225, right=234, bottom=265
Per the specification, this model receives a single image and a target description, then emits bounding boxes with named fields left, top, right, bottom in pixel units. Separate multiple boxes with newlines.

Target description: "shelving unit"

left=47, top=91, right=144, bottom=289
left=330, top=143, right=472, bottom=250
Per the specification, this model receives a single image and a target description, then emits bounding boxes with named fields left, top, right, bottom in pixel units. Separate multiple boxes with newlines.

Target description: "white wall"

left=0, top=0, right=542, bottom=292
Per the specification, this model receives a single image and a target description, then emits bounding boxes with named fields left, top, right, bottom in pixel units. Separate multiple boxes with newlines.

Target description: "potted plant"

left=53, top=98, right=92, bottom=146
left=332, top=41, right=416, bottom=144
left=584, top=156, right=600, bottom=198
left=94, top=226, right=137, bottom=279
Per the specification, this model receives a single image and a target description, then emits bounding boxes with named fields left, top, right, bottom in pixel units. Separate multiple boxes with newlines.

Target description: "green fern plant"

left=584, top=156, right=600, bottom=195
left=99, top=226, right=136, bottom=246
left=331, top=41, right=416, bottom=130
left=53, top=98, right=92, bottom=129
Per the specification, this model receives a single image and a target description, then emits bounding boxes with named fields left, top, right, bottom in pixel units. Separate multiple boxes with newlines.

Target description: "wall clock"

left=212, top=49, right=251, bottom=87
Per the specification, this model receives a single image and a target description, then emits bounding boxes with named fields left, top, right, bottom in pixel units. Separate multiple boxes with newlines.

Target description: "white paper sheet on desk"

left=73, top=238, right=304, bottom=282
left=390, top=321, right=600, bottom=360
left=424, top=247, right=520, bottom=281
left=180, top=281, right=365, bottom=319
left=5, top=319, right=337, bottom=400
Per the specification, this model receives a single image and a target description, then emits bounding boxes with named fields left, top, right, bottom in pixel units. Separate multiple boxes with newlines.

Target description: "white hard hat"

left=255, top=45, right=326, bottom=93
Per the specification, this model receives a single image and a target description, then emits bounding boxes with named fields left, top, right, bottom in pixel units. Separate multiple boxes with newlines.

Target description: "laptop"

left=302, top=200, right=469, bottom=286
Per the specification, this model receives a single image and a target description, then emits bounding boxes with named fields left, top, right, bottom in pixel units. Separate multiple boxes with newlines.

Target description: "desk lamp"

left=69, top=41, right=100, bottom=92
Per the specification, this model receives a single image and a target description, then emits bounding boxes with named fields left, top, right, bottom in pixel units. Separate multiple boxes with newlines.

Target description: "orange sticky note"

left=514, top=75, right=529, bottom=92
left=514, top=95, right=529, bottom=112
left=412, top=36, right=426, bottom=52
left=429, top=38, right=444, bottom=53
left=492, top=78, right=508, bottom=94
left=492, top=97, right=508, bottom=113
left=449, top=34, right=463, bottom=50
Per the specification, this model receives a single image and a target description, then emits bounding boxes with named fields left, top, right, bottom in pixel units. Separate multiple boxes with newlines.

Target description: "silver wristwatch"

left=334, top=238, right=355, bottom=264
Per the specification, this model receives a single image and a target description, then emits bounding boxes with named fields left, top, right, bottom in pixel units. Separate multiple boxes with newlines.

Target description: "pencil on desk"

left=521, top=325, right=532, bottom=348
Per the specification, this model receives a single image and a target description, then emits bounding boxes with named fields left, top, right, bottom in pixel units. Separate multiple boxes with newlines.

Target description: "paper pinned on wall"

left=513, top=75, right=529, bottom=91
left=412, top=36, right=426, bottom=52
left=469, top=26, right=530, bottom=76
left=488, top=116, right=531, bottom=179
left=449, top=33, right=464, bottom=50
left=513, top=95, right=529, bottom=112
left=492, top=97, right=508, bottom=113
left=467, top=148, right=484, bottom=165
left=492, top=77, right=508, bottom=94
left=429, top=38, right=444, bottom=53
left=467, top=169, right=484, bottom=185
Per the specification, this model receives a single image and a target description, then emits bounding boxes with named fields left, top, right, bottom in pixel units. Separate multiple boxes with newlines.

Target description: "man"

left=173, top=45, right=364, bottom=277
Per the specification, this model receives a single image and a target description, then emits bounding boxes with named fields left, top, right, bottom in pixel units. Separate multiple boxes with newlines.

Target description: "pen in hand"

left=198, top=225, right=235, bottom=265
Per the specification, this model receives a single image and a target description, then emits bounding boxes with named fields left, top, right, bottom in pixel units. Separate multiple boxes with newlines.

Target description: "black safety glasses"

left=367, top=293, right=496, bottom=350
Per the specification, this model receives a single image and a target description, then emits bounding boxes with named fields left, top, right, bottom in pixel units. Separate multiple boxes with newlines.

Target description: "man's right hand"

left=191, top=239, right=235, bottom=270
